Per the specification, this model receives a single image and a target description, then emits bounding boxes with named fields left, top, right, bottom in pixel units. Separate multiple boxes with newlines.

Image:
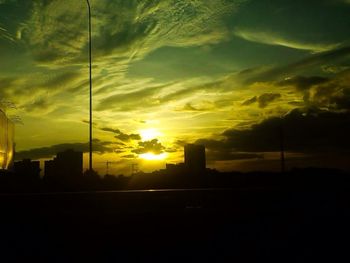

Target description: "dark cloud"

left=322, top=64, right=350, bottom=74
left=241, top=96, right=257, bottom=106
left=278, top=76, right=329, bottom=91
left=101, top=127, right=121, bottom=134
left=178, top=102, right=213, bottom=112
left=197, top=109, right=350, bottom=156
left=115, top=133, right=141, bottom=142
left=239, top=46, right=350, bottom=84
left=82, top=119, right=97, bottom=126
left=268, top=46, right=350, bottom=80
left=100, top=126, right=141, bottom=142
left=310, top=85, right=350, bottom=110
left=132, top=139, right=165, bottom=155
left=193, top=137, right=263, bottom=161
left=277, top=70, right=350, bottom=111
left=94, top=17, right=150, bottom=57
left=308, top=73, right=350, bottom=111
left=15, top=139, right=115, bottom=160
left=258, top=93, right=281, bottom=108
left=34, top=49, right=62, bottom=63
left=288, top=101, right=305, bottom=107
left=242, top=93, right=281, bottom=108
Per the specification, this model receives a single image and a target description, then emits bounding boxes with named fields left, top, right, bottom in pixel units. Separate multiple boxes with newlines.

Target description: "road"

left=0, top=187, right=349, bottom=262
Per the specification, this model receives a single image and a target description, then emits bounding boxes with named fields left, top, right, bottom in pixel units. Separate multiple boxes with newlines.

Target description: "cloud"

left=22, top=97, right=54, bottom=114
left=257, top=93, right=281, bottom=108
left=122, top=154, right=137, bottom=159
left=321, top=65, right=349, bottom=74
left=132, top=139, right=166, bottom=155
left=0, top=69, right=85, bottom=116
left=177, top=101, right=216, bottom=112
left=237, top=46, right=350, bottom=84
left=154, top=47, right=350, bottom=110
left=0, top=0, right=247, bottom=118
left=11, top=0, right=245, bottom=67
left=241, top=96, right=257, bottom=106
left=278, top=70, right=350, bottom=111
left=197, top=108, right=350, bottom=155
left=3, top=0, right=349, bottom=174
left=101, top=127, right=121, bottom=134
left=242, top=93, right=281, bottom=108
left=96, top=83, right=168, bottom=111
left=82, top=119, right=97, bottom=126
left=15, top=139, right=115, bottom=160
left=115, top=133, right=141, bottom=142
left=100, top=126, right=141, bottom=142
left=0, top=77, right=16, bottom=97
left=234, top=28, right=340, bottom=53
left=278, top=76, right=329, bottom=91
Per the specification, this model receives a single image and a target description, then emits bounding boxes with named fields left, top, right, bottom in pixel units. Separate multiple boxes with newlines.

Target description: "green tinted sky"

left=1, top=0, right=350, bottom=174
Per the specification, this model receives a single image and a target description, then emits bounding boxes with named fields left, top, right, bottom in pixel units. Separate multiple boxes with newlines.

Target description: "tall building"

left=0, top=109, right=14, bottom=170
left=184, top=144, right=206, bottom=175
left=14, top=159, right=41, bottom=178
left=44, top=149, right=83, bottom=179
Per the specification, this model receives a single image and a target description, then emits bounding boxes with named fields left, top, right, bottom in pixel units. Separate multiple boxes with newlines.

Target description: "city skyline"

left=1, top=0, right=350, bottom=175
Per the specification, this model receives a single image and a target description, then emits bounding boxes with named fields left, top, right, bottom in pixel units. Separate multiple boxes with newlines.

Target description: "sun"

left=140, top=152, right=168, bottom=161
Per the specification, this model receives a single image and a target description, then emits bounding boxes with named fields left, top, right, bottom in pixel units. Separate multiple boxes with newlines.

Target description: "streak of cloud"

left=234, top=28, right=341, bottom=53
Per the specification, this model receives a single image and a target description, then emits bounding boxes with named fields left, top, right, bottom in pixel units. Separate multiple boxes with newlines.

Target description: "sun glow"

left=139, top=152, right=168, bottom=161
left=140, top=128, right=161, bottom=141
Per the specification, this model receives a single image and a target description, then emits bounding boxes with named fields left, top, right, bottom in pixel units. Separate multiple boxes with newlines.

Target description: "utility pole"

left=86, top=0, right=93, bottom=172
left=280, top=123, right=286, bottom=174
left=105, top=161, right=118, bottom=175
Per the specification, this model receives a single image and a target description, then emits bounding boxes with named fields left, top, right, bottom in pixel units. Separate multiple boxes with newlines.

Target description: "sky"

left=1, top=0, right=350, bottom=175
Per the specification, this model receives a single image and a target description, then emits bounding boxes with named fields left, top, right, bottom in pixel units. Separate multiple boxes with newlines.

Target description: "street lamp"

left=86, top=0, right=93, bottom=172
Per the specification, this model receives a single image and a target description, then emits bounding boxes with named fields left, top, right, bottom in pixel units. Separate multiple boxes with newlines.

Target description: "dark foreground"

left=1, top=178, right=350, bottom=262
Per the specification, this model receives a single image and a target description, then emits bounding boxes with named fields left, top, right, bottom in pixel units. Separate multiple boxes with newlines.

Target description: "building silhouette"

left=13, top=159, right=41, bottom=178
left=160, top=144, right=207, bottom=176
left=184, top=144, right=206, bottom=176
left=165, top=163, right=186, bottom=176
left=44, top=149, right=83, bottom=180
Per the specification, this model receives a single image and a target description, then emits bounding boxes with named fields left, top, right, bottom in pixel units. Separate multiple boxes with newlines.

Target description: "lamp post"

left=86, top=0, right=93, bottom=172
